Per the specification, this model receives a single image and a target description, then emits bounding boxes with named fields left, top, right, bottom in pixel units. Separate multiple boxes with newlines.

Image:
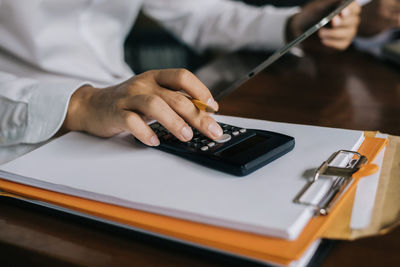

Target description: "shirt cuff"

left=25, top=80, right=87, bottom=144
left=252, top=6, right=300, bottom=51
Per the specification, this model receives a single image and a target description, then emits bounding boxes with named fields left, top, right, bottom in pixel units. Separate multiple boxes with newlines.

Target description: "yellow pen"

left=177, top=91, right=217, bottom=113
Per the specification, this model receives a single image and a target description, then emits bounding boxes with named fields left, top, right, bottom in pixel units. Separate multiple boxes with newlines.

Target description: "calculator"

left=147, top=121, right=295, bottom=176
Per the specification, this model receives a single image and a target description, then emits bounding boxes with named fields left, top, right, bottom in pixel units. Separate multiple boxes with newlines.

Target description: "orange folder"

left=0, top=136, right=387, bottom=265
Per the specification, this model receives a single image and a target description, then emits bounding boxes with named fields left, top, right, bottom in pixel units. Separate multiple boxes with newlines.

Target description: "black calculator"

left=147, top=121, right=295, bottom=176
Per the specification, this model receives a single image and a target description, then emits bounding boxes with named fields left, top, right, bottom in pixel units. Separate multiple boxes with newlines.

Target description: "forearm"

left=143, top=0, right=299, bottom=52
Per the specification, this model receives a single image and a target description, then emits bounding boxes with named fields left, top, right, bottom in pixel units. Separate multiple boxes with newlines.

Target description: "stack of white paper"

left=0, top=115, right=364, bottom=240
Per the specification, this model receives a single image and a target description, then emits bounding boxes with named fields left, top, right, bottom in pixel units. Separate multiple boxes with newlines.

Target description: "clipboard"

left=322, top=133, right=400, bottom=240
left=0, top=134, right=388, bottom=266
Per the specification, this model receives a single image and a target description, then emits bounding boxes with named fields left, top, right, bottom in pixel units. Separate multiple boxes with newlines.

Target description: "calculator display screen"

left=218, top=135, right=268, bottom=157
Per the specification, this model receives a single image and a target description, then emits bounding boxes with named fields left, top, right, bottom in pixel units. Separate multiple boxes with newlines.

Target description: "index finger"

left=154, top=68, right=219, bottom=112
left=342, top=2, right=361, bottom=16
left=328, top=2, right=358, bottom=27
left=334, top=2, right=360, bottom=25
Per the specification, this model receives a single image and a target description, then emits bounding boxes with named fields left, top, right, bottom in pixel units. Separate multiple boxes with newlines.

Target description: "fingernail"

left=181, top=126, right=193, bottom=141
left=332, top=16, right=341, bottom=26
left=206, top=98, right=219, bottom=111
left=208, top=122, right=223, bottom=138
left=150, top=135, right=160, bottom=146
left=341, top=8, right=350, bottom=17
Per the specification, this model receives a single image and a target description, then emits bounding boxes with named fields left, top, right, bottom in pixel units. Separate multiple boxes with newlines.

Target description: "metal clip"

left=293, top=150, right=368, bottom=216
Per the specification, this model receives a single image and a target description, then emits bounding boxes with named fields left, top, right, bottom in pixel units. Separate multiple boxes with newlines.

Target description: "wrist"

left=62, top=84, right=98, bottom=132
left=286, top=14, right=301, bottom=42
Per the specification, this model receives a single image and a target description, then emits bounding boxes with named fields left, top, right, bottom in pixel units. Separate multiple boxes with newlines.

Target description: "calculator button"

left=239, top=128, right=246, bottom=133
left=215, top=134, right=231, bottom=143
left=232, top=131, right=239, bottom=136
left=162, top=134, right=174, bottom=141
left=200, top=146, right=209, bottom=151
left=157, top=131, right=167, bottom=137
left=207, top=142, right=215, bottom=148
left=152, top=123, right=161, bottom=129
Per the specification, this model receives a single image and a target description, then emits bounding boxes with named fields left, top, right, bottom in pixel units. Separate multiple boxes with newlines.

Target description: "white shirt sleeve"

left=357, top=0, right=371, bottom=5
left=0, top=72, right=85, bottom=147
left=143, top=0, right=300, bottom=52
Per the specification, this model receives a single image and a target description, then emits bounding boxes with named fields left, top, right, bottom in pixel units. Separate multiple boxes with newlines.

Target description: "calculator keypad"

left=150, top=122, right=249, bottom=153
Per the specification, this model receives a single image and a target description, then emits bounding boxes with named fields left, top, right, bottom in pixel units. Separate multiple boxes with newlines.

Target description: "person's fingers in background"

left=359, top=0, right=400, bottom=37
left=318, top=2, right=361, bottom=50
left=287, top=0, right=361, bottom=50
left=287, top=0, right=341, bottom=41
left=378, top=0, right=400, bottom=23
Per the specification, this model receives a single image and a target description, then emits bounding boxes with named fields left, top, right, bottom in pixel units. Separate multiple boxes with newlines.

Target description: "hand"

left=288, top=0, right=361, bottom=50
left=358, top=0, right=400, bottom=37
left=62, top=69, right=223, bottom=146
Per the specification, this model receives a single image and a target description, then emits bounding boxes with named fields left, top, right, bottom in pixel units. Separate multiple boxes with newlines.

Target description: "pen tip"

left=205, top=107, right=217, bottom=113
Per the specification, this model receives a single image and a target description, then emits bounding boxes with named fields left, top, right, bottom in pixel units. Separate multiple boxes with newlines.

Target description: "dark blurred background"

left=124, top=12, right=208, bottom=74
left=124, top=0, right=309, bottom=74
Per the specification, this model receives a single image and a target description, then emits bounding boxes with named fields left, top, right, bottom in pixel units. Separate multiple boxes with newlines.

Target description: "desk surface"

left=1, top=46, right=399, bottom=266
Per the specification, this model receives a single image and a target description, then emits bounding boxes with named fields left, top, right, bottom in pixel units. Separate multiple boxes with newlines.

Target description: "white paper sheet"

left=0, top=115, right=364, bottom=240
left=351, top=134, right=387, bottom=229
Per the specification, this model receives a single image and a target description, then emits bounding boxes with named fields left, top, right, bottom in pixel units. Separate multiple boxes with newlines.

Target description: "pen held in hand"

left=177, top=91, right=217, bottom=113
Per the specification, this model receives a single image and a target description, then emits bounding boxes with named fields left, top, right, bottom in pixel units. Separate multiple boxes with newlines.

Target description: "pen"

left=177, top=91, right=217, bottom=113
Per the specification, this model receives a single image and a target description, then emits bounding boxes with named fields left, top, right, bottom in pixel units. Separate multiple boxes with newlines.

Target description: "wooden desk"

left=1, top=46, right=399, bottom=266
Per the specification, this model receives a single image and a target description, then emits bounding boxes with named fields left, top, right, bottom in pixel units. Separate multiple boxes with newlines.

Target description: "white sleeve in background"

left=143, top=0, right=300, bottom=52
left=0, top=72, right=86, bottom=147
left=357, top=0, right=371, bottom=5
left=354, top=29, right=398, bottom=57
